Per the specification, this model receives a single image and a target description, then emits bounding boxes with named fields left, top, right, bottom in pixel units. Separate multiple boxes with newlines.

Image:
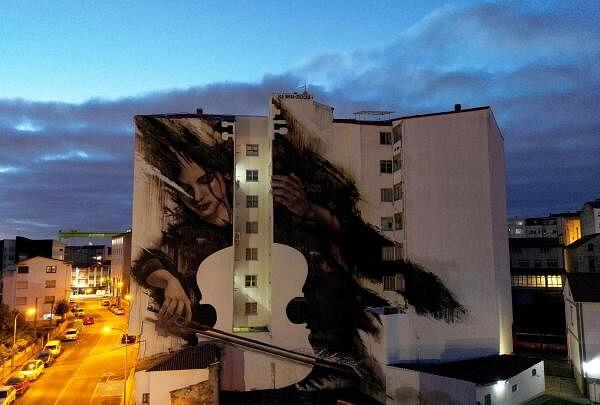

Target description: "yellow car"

left=18, top=360, right=44, bottom=380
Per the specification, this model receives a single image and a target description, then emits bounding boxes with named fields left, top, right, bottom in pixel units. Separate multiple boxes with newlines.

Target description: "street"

left=13, top=298, right=135, bottom=405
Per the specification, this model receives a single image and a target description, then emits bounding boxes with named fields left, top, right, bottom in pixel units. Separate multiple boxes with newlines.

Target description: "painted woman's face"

left=174, top=150, right=231, bottom=226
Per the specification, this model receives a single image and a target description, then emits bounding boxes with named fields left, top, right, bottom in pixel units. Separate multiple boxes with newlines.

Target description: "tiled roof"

left=566, top=233, right=600, bottom=249
left=146, top=344, right=219, bottom=372
left=566, top=273, right=600, bottom=303
left=392, top=355, right=540, bottom=385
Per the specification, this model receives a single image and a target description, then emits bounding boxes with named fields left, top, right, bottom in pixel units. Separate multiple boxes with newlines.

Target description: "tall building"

left=111, top=231, right=132, bottom=298
left=581, top=199, right=600, bottom=237
left=130, top=95, right=514, bottom=403
left=509, top=213, right=581, bottom=245
left=65, top=245, right=111, bottom=294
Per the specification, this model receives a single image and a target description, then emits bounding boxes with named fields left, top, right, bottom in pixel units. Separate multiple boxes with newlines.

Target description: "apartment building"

left=581, top=199, right=600, bottom=237
left=131, top=95, right=513, bottom=403
left=509, top=213, right=581, bottom=245
left=111, top=231, right=132, bottom=297
left=2, top=256, right=71, bottom=321
left=66, top=245, right=111, bottom=293
left=566, top=233, right=600, bottom=273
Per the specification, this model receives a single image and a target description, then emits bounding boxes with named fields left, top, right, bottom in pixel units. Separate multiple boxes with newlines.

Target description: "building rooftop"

left=566, top=233, right=600, bottom=249
left=584, top=199, right=600, bottom=209
left=145, top=344, right=219, bottom=372
left=566, top=273, right=600, bottom=303
left=391, top=355, right=540, bottom=385
left=509, top=238, right=562, bottom=248
left=510, top=267, right=566, bottom=275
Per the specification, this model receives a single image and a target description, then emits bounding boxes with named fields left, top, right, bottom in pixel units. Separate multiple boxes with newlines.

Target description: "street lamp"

left=12, top=308, right=36, bottom=368
left=103, top=326, right=129, bottom=405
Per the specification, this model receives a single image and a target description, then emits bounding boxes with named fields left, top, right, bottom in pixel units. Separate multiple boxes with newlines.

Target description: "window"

left=484, top=393, right=491, bottom=405
left=381, top=217, right=393, bottom=231
left=588, top=243, right=595, bottom=252
left=392, top=154, right=401, bottom=172
left=16, top=297, right=27, bottom=305
left=511, top=247, right=522, bottom=253
left=393, top=126, right=402, bottom=145
left=534, top=260, right=542, bottom=268
left=379, top=132, right=392, bottom=145
left=547, top=275, right=563, bottom=287
left=245, top=302, right=258, bottom=315
left=246, top=248, right=258, bottom=261
left=532, top=368, right=537, bottom=376
left=540, top=247, right=550, bottom=254
left=380, top=188, right=393, bottom=202
left=380, top=160, right=392, bottom=173
left=44, top=296, right=55, bottom=304
left=518, top=260, right=529, bottom=268
left=45, top=280, right=56, bottom=288
left=393, top=183, right=402, bottom=201
left=589, top=256, right=596, bottom=271
left=246, top=170, right=258, bottom=182
left=512, top=384, right=518, bottom=393
left=246, top=195, right=258, bottom=208
left=546, top=259, right=558, bottom=268
left=16, top=281, right=28, bottom=289
left=17, top=266, right=29, bottom=274
left=394, top=213, right=403, bottom=230
left=382, top=244, right=403, bottom=261
left=246, top=144, right=259, bottom=156
left=245, top=275, right=257, bottom=287
left=246, top=221, right=258, bottom=234
left=383, top=274, right=405, bottom=292
left=46, top=265, right=57, bottom=273
left=142, top=393, right=150, bottom=404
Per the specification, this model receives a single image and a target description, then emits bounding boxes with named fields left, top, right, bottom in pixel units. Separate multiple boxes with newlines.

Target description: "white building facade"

left=581, top=200, right=600, bottom=237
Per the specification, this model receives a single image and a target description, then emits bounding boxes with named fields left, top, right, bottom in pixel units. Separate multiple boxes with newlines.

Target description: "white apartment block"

left=2, top=256, right=71, bottom=321
left=111, top=231, right=132, bottom=296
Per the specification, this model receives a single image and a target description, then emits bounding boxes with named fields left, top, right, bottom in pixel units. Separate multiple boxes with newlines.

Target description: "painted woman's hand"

left=272, top=173, right=314, bottom=219
left=159, top=277, right=192, bottom=325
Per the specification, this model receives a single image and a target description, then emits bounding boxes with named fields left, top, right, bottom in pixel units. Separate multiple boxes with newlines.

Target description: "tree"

left=54, top=299, right=69, bottom=320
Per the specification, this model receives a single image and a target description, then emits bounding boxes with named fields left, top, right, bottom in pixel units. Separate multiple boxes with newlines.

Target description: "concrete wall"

left=475, top=361, right=544, bottom=405
left=135, top=368, right=209, bottom=405
left=2, top=256, right=71, bottom=320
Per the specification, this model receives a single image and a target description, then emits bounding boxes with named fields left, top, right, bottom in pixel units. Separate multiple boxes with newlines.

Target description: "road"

left=12, top=298, right=136, bottom=405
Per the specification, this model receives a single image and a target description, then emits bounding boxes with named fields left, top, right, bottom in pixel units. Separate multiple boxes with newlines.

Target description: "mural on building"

left=131, top=97, right=466, bottom=404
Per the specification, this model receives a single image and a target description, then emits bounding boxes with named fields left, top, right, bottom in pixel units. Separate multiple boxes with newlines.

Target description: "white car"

left=113, top=307, right=125, bottom=315
left=63, top=328, right=80, bottom=341
left=0, top=386, right=16, bottom=404
left=44, top=340, right=62, bottom=357
left=18, top=360, right=44, bottom=380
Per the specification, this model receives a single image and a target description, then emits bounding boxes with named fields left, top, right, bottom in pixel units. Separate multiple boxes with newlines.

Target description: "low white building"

left=565, top=233, right=600, bottom=273
left=564, top=273, right=600, bottom=403
left=2, top=256, right=71, bottom=321
left=386, top=355, right=544, bottom=404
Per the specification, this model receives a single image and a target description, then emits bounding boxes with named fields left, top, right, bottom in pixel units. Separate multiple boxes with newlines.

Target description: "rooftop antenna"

left=297, top=82, right=308, bottom=94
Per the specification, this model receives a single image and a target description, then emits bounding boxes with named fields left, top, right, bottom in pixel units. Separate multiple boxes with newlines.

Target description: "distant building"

left=564, top=273, right=600, bottom=402
left=509, top=237, right=566, bottom=352
left=565, top=233, right=600, bottom=273
left=66, top=245, right=111, bottom=294
left=581, top=199, right=600, bottom=237
left=508, top=217, right=526, bottom=237
left=111, top=231, right=131, bottom=298
left=2, top=256, right=71, bottom=321
left=509, top=213, right=581, bottom=245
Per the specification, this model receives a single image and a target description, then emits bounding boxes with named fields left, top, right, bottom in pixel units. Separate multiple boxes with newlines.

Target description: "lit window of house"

left=46, top=265, right=57, bottom=273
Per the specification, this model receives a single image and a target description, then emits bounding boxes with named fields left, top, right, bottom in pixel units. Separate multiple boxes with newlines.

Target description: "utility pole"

left=33, top=297, right=38, bottom=340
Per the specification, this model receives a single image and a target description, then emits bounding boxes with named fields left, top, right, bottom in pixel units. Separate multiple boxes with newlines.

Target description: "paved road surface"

left=11, top=298, right=135, bottom=405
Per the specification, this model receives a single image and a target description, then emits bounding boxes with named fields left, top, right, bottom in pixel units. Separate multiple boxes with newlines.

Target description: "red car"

left=83, top=316, right=94, bottom=325
left=5, top=375, right=30, bottom=395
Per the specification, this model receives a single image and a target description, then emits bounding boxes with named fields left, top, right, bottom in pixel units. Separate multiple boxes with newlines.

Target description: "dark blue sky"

left=1, top=1, right=599, bottom=239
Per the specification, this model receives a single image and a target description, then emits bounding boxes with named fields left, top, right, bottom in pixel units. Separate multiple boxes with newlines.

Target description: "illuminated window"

left=46, top=265, right=57, bottom=273
left=246, top=195, right=258, bottom=208
left=16, top=297, right=27, bottom=305
left=380, top=188, right=393, bottom=202
left=379, top=132, right=392, bottom=145
left=246, top=221, right=258, bottom=234
left=380, top=160, right=392, bottom=173
left=546, top=275, right=563, bottom=287
left=16, top=281, right=28, bottom=289
left=246, top=170, right=258, bottom=182
left=44, top=296, right=55, bottom=304
left=17, top=266, right=29, bottom=274
left=245, top=275, right=257, bottom=287
left=245, top=302, right=258, bottom=315
left=246, top=248, right=258, bottom=261
left=45, top=280, right=56, bottom=288
left=381, top=217, right=393, bottom=231
left=246, top=144, right=259, bottom=156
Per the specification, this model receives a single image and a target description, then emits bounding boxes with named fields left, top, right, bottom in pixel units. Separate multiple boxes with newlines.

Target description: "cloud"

left=0, top=1, right=599, bottom=238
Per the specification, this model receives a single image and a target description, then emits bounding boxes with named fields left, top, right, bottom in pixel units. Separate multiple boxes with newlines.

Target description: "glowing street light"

left=12, top=308, right=36, bottom=367
left=124, top=294, right=131, bottom=301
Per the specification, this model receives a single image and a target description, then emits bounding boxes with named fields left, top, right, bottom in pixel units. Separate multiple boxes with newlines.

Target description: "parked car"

left=36, top=350, right=54, bottom=367
left=0, top=386, right=16, bottom=404
left=101, top=299, right=110, bottom=306
left=63, top=329, right=79, bottom=341
left=82, top=316, right=94, bottom=325
left=120, top=335, right=136, bottom=344
left=44, top=340, right=62, bottom=357
left=18, top=360, right=44, bottom=380
left=113, top=307, right=125, bottom=315
left=75, top=309, right=85, bottom=318
left=4, top=376, right=29, bottom=395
